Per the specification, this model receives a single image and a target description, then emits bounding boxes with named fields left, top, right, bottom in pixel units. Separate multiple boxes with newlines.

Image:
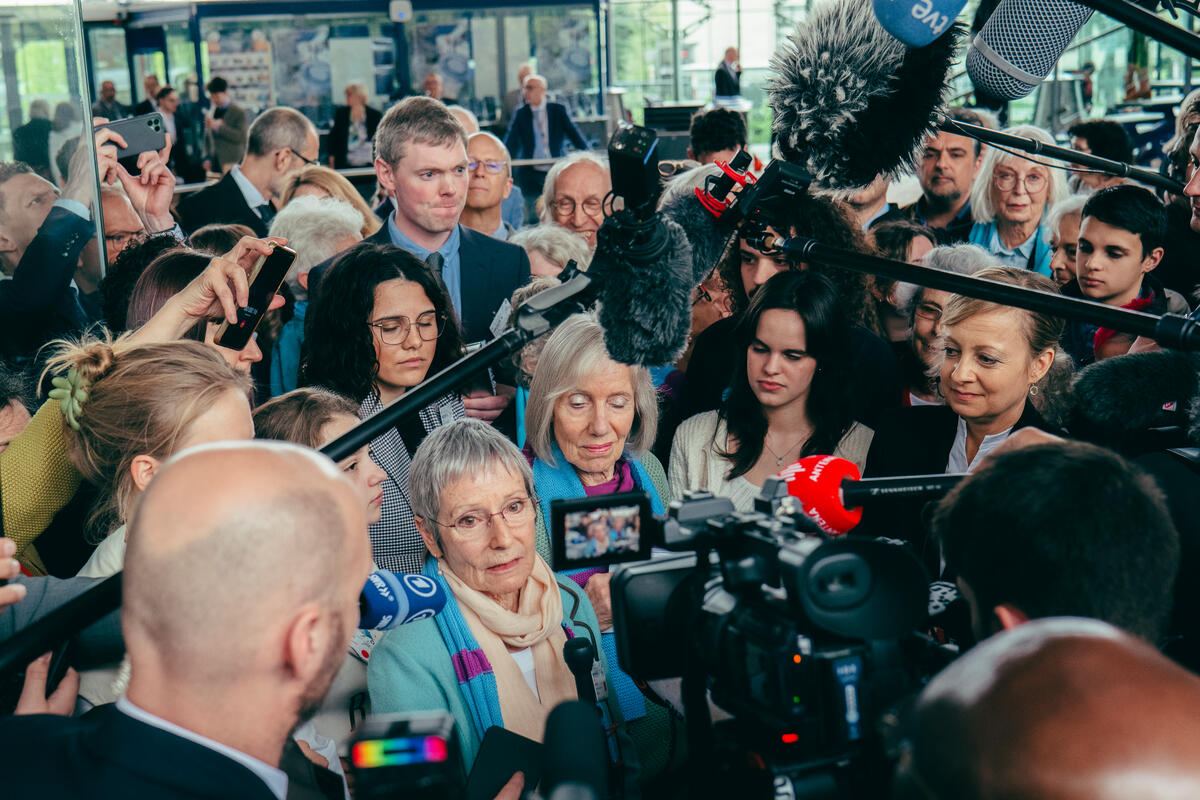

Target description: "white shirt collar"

left=116, top=696, right=289, bottom=800
left=230, top=163, right=268, bottom=210
left=946, top=415, right=1013, bottom=474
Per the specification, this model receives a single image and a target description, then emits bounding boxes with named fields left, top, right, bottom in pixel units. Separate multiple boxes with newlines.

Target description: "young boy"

left=1061, top=185, right=1190, bottom=365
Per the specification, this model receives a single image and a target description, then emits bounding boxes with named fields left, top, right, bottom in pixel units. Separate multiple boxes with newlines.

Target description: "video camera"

left=550, top=480, right=936, bottom=799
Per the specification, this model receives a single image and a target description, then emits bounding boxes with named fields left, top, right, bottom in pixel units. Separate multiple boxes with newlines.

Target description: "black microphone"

left=1071, top=349, right=1200, bottom=441
left=541, top=701, right=608, bottom=800
left=767, top=0, right=961, bottom=192
left=563, top=637, right=598, bottom=706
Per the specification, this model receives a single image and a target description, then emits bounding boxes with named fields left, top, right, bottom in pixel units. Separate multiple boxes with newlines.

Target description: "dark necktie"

left=425, top=251, right=444, bottom=273
left=256, top=203, right=276, bottom=225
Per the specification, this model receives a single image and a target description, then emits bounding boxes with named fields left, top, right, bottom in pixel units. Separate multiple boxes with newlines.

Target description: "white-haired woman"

left=509, top=223, right=592, bottom=277
left=522, top=312, right=681, bottom=780
left=367, top=418, right=637, bottom=787
left=968, top=125, right=1068, bottom=277
left=1044, top=194, right=1089, bottom=288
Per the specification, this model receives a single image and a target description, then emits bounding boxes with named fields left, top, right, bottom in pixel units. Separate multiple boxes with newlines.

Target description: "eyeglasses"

left=914, top=302, right=942, bottom=322
left=438, top=496, right=537, bottom=539
left=552, top=197, right=603, bottom=218
left=468, top=158, right=507, bottom=175
left=289, top=147, right=318, bottom=167
left=367, top=311, right=445, bottom=344
left=992, top=170, right=1047, bottom=194
left=104, top=230, right=143, bottom=249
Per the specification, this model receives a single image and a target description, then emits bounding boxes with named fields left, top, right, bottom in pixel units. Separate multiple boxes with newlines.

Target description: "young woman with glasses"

left=303, top=242, right=466, bottom=573
left=968, top=125, right=1069, bottom=277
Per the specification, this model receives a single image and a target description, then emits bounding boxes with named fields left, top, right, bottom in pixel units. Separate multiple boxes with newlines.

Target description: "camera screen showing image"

left=550, top=491, right=653, bottom=569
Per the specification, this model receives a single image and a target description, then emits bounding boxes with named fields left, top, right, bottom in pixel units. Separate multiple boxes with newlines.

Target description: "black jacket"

left=327, top=105, right=382, bottom=169
left=176, top=171, right=269, bottom=237
left=0, top=705, right=278, bottom=799
left=858, top=401, right=1050, bottom=573
left=307, top=223, right=532, bottom=346
left=714, top=62, right=741, bottom=96
left=503, top=102, right=589, bottom=160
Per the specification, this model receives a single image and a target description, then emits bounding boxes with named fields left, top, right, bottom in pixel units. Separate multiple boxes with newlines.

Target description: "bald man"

left=0, top=441, right=372, bottom=799
left=896, top=617, right=1200, bottom=799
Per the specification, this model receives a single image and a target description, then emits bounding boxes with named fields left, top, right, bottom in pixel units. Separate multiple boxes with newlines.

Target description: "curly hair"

left=100, top=233, right=183, bottom=334
left=302, top=242, right=465, bottom=403
left=716, top=192, right=878, bottom=328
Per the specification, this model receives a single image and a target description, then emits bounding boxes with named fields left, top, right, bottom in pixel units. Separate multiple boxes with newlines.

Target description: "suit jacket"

left=12, top=118, right=51, bottom=177
left=206, top=103, right=249, bottom=171
left=132, top=99, right=155, bottom=117
left=858, top=401, right=1050, bottom=572
left=0, top=705, right=279, bottom=799
left=308, top=222, right=532, bottom=345
left=715, top=62, right=741, bottom=96
left=503, top=102, right=589, bottom=160
left=176, top=171, right=269, bottom=237
left=327, top=105, right=382, bottom=169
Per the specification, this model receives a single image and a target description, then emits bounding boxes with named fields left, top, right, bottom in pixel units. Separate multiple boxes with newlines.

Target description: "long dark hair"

left=302, top=242, right=465, bottom=403
left=718, top=270, right=855, bottom=480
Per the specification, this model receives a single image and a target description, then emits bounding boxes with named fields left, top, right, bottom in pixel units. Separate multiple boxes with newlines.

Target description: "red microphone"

left=780, top=456, right=965, bottom=536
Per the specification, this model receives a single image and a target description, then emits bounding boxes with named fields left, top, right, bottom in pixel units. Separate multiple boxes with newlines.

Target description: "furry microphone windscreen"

left=1071, top=349, right=1200, bottom=439
left=766, top=0, right=962, bottom=193
left=659, top=189, right=738, bottom=286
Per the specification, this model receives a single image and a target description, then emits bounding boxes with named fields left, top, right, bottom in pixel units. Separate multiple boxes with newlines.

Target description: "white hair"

left=894, top=243, right=996, bottom=318
left=538, top=152, right=610, bottom=224
left=268, top=195, right=364, bottom=300
left=523, top=73, right=548, bottom=89
left=1044, top=193, right=1089, bottom=238
left=656, top=163, right=723, bottom=210
left=509, top=223, right=592, bottom=271
left=970, top=125, right=1069, bottom=224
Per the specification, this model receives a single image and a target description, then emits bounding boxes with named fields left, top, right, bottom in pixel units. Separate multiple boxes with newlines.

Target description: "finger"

left=15, top=653, right=51, bottom=714
left=268, top=293, right=286, bottom=311
left=159, top=133, right=173, bottom=162
left=206, top=263, right=241, bottom=323
left=94, top=127, right=128, bottom=151
left=47, top=667, right=79, bottom=716
left=0, top=555, right=20, bottom=580
left=495, top=772, right=525, bottom=800
left=0, top=537, right=14, bottom=559
left=0, top=582, right=27, bottom=610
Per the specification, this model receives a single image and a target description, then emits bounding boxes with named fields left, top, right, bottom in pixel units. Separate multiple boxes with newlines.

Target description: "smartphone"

left=550, top=491, right=655, bottom=570
left=95, top=113, right=168, bottom=172
left=465, top=726, right=542, bottom=800
left=214, top=244, right=296, bottom=351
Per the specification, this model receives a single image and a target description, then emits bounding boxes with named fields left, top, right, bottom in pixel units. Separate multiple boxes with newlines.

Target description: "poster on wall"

left=410, top=19, right=472, bottom=101
left=534, top=15, right=595, bottom=113
left=271, top=26, right=332, bottom=125
left=205, top=29, right=273, bottom=112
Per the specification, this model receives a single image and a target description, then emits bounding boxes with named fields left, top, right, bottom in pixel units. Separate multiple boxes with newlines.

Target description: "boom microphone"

left=966, top=0, right=1093, bottom=100
left=780, top=455, right=964, bottom=535
left=767, top=0, right=961, bottom=192
left=359, top=570, right=447, bottom=630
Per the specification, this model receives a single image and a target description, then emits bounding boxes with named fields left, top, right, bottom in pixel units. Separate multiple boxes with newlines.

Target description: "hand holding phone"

left=214, top=243, right=297, bottom=350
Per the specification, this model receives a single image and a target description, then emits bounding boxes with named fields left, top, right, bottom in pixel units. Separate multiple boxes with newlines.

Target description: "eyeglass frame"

left=103, top=229, right=145, bottom=248
left=551, top=196, right=604, bottom=218
left=366, top=311, right=447, bottom=344
left=913, top=301, right=943, bottom=322
left=435, top=495, right=539, bottom=539
left=468, top=158, right=508, bottom=175
left=991, top=168, right=1048, bottom=194
left=289, top=147, right=319, bottom=167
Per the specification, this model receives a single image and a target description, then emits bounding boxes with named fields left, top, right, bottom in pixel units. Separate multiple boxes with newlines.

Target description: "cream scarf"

left=438, top=555, right=578, bottom=740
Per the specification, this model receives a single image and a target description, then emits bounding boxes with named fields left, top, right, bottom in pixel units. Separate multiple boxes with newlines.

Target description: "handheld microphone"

left=966, top=0, right=1094, bottom=100
left=873, top=0, right=968, bottom=48
left=780, top=455, right=964, bottom=535
left=359, top=570, right=447, bottom=630
left=563, top=637, right=599, bottom=705
left=541, top=701, right=608, bottom=800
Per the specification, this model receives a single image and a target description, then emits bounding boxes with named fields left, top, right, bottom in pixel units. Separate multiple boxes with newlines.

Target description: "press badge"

left=592, top=659, right=609, bottom=702
left=489, top=299, right=513, bottom=339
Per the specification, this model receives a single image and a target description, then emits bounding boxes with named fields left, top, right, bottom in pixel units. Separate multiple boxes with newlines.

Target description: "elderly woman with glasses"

left=968, top=125, right=1068, bottom=277
left=367, top=418, right=637, bottom=784
left=303, top=242, right=466, bottom=574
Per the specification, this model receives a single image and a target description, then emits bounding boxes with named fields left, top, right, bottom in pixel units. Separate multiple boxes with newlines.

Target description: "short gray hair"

left=1044, top=193, right=1089, bottom=239
left=657, top=163, right=722, bottom=210
left=246, top=107, right=317, bottom=159
left=446, top=105, right=479, bottom=134
left=524, top=311, right=657, bottom=466
left=510, top=223, right=592, bottom=272
left=895, top=243, right=995, bottom=318
left=268, top=195, right=364, bottom=299
left=374, top=96, right=468, bottom=167
left=970, top=125, right=1068, bottom=224
left=408, top=418, right=536, bottom=543
left=523, top=73, right=548, bottom=89
left=538, top=152, right=610, bottom=224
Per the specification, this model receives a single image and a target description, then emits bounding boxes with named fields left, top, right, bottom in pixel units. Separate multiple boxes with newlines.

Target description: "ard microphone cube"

left=872, top=0, right=966, bottom=48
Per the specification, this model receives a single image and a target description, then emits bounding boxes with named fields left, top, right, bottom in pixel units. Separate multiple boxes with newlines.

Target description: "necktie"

left=425, top=251, right=444, bottom=273
left=256, top=203, right=276, bottom=225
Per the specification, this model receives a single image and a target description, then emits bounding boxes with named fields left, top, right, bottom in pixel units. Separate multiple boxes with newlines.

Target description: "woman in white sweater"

left=670, top=271, right=873, bottom=511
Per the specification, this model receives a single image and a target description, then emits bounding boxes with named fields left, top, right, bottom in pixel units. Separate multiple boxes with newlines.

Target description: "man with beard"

left=902, top=106, right=986, bottom=244
left=0, top=441, right=373, bottom=799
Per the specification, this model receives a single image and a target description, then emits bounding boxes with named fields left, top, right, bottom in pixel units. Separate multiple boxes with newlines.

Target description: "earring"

left=1029, top=384, right=1039, bottom=397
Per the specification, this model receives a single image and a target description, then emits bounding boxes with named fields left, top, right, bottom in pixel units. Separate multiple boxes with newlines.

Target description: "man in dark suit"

left=0, top=442, right=373, bottom=799
left=714, top=47, right=741, bottom=97
left=504, top=74, right=589, bottom=218
left=131, top=73, right=162, bottom=117
left=310, top=96, right=531, bottom=425
left=177, top=106, right=319, bottom=237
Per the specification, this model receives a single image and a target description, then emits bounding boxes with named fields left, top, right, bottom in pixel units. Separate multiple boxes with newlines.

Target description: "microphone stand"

left=0, top=275, right=597, bottom=677
left=756, top=231, right=1200, bottom=351
left=1077, top=0, right=1200, bottom=60
left=940, top=118, right=1184, bottom=196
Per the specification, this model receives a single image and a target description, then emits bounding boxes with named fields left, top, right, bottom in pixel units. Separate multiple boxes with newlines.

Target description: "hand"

left=462, top=385, right=515, bottom=423
left=128, top=236, right=287, bottom=343
left=116, top=135, right=176, bottom=233
left=1128, top=336, right=1161, bottom=355
left=987, top=427, right=1065, bottom=461
left=0, top=538, right=27, bottom=610
left=494, top=772, right=524, bottom=800
left=585, top=572, right=614, bottom=630
left=296, top=738, right=329, bottom=769
left=15, top=652, right=79, bottom=716
left=64, top=120, right=128, bottom=205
